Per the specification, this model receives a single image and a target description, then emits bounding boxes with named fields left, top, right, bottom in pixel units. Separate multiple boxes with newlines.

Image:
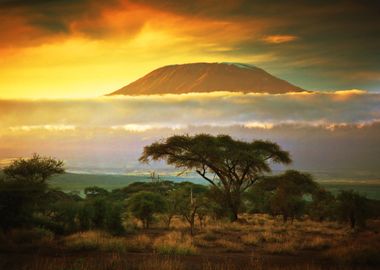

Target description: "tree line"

left=0, top=134, right=378, bottom=236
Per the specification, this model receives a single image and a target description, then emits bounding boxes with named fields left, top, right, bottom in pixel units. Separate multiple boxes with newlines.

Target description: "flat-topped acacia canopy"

left=140, top=134, right=291, bottom=221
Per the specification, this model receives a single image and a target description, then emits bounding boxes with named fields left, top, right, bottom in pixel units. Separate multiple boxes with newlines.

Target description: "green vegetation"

left=140, top=134, right=291, bottom=221
left=1, top=134, right=379, bottom=269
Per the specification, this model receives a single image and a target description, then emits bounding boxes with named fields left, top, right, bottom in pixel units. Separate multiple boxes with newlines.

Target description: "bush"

left=127, top=191, right=167, bottom=229
left=336, top=190, right=369, bottom=229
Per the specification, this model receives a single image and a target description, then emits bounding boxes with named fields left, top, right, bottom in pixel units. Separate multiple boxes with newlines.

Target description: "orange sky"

left=0, top=1, right=278, bottom=98
left=0, top=0, right=379, bottom=98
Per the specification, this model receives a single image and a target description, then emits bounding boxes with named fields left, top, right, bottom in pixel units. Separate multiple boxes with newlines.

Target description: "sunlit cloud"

left=261, top=35, right=299, bottom=44
left=0, top=90, right=379, bottom=132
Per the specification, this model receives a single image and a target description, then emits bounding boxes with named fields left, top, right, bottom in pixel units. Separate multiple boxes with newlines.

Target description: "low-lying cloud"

left=1, top=90, right=379, bottom=176
left=1, top=90, right=379, bottom=131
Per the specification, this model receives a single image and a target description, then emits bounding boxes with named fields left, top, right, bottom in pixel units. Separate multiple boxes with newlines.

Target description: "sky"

left=0, top=1, right=380, bottom=177
left=0, top=0, right=379, bottom=98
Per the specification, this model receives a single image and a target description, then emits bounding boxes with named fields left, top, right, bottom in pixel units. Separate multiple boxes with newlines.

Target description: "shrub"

left=127, top=191, right=167, bottom=229
left=336, top=190, right=370, bottom=229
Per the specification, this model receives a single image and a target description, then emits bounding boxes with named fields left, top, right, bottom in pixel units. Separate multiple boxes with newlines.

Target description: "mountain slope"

left=108, top=62, right=305, bottom=95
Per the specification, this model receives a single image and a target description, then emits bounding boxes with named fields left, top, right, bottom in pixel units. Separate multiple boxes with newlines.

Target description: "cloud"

left=0, top=90, right=379, bottom=174
left=261, top=35, right=298, bottom=44
left=0, top=90, right=379, bottom=130
left=1, top=0, right=380, bottom=95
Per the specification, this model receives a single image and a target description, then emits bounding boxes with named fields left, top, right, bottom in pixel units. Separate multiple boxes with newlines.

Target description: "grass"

left=2, top=214, right=379, bottom=269
left=300, top=236, right=332, bottom=250
left=241, top=233, right=264, bottom=246
left=324, top=231, right=380, bottom=265
left=264, top=241, right=298, bottom=255
left=3, top=253, right=365, bottom=270
left=64, top=231, right=152, bottom=253
left=153, top=231, right=198, bottom=255
left=215, top=239, right=245, bottom=252
left=0, top=228, right=54, bottom=251
left=64, top=231, right=124, bottom=252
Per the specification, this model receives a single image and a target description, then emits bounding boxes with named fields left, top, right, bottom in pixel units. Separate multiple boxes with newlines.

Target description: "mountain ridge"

left=108, top=62, right=305, bottom=95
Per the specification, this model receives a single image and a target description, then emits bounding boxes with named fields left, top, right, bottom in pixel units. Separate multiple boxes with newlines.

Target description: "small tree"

left=3, top=153, right=64, bottom=183
left=245, top=185, right=272, bottom=214
left=140, top=134, right=291, bottom=221
left=104, top=202, right=125, bottom=235
left=258, top=170, right=317, bottom=222
left=127, top=191, right=167, bottom=229
left=309, top=188, right=336, bottom=221
left=336, top=190, right=369, bottom=229
left=175, top=185, right=208, bottom=235
left=162, top=190, right=182, bottom=228
left=0, top=154, right=65, bottom=230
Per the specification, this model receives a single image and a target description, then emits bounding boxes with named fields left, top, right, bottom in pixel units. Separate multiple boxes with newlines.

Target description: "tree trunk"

left=228, top=191, right=241, bottom=222
left=166, top=215, right=173, bottom=229
left=190, top=222, right=194, bottom=236
left=230, top=208, right=239, bottom=222
left=350, top=215, right=356, bottom=229
left=283, top=215, right=288, bottom=223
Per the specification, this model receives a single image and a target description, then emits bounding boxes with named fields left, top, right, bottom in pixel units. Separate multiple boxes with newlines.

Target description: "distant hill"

left=108, top=62, right=305, bottom=95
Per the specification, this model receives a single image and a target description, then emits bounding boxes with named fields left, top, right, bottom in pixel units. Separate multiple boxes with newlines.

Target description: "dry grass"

left=241, top=233, right=264, bottom=246
left=300, top=236, right=332, bottom=250
left=2, top=253, right=356, bottom=270
left=0, top=228, right=54, bottom=251
left=64, top=231, right=152, bottom=253
left=15, top=253, right=185, bottom=270
left=64, top=231, right=125, bottom=252
left=215, top=239, right=245, bottom=252
left=324, top=231, right=380, bottom=265
left=153, top=231, right=198, bottom=255
left=264, top=240, right=298, bottom=255
left=3, top=214, right=373, bottom=269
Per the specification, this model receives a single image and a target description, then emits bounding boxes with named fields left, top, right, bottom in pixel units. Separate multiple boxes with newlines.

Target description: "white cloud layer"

left=1, top=90, right=379, bottom=175
left=0, top=90, right=379, bottom=131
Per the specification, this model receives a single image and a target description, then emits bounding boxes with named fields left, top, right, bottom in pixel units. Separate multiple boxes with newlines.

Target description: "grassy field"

left=1, top=214, right=379, bottom=269
left=50, top=173, right=380, bottom=200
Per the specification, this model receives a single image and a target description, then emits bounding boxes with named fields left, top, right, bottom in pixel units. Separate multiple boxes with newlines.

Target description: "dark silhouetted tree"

left=336, top=190, right=369, bottom=229
left=309, top=188, right=337, bottom=221
left=258, top=170, right=317, bottom=222
left=127, top=191, right=167, bottom=229
left=0, top=154, right=65, bottom=230
left=139, top=134, right=291, bottom=221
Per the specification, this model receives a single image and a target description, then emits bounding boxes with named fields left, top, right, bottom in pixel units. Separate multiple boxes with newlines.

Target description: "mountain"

left=108, top=62, right=305, bottom=95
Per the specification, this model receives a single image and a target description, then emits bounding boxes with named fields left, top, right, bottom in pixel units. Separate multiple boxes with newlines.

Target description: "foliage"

left=174, top=183, right=208, bottom=235
left=245, top=185, right=272, bottom=214
left=3, top=154, right=65, bottom=183
left=336, top=190, right=369, bottom=229
left=308, top=188, right=337, bottom=221
left=256, top=170, right=317, bottom=222
left=140, top=134, right=291, bottom=221
left=0, top=154, right=65, bottom=230
left=127, top=191, right=167, bottom=228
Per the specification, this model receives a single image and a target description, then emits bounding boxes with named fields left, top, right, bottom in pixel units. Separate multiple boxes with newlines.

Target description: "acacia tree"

left=127, top=191, right=167, bottom=229
left=337, top=190, right=369, bottom=229
left=257, top=170, right=317, bottom=222
left=0, top=154, right=65, bottom=230
left=139, top=134, right=291, bottom=221
left=3, top=153, right=65, bottom=183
